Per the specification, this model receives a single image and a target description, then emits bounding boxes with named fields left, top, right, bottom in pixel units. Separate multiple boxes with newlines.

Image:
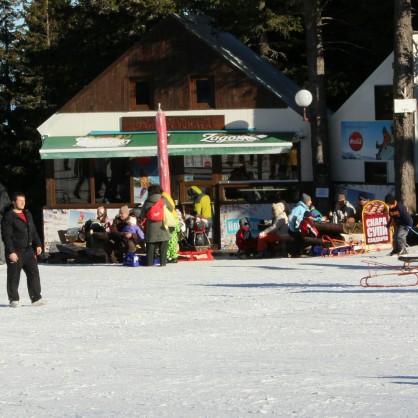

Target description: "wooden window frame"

left=190, top=76, right=215, bottom=109
left=374, top=85, right=393, bottom=121
left=129, top=79, right=153, bottom=110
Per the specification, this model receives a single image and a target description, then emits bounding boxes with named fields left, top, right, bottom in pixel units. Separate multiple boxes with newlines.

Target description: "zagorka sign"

left=201, top=133, right=268, bottom=143
left=121, top=115, right=225, bottom=132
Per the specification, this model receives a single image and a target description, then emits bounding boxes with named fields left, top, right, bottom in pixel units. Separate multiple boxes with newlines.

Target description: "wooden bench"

left=398, top=254, right=418, bottom=269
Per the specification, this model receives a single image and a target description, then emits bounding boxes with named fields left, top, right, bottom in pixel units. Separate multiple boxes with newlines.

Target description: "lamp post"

left=295, top=89, right=313, bottom=121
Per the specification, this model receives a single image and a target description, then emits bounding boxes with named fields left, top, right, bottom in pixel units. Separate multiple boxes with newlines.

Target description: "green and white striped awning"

left=39, top=131, right=295, bottom=159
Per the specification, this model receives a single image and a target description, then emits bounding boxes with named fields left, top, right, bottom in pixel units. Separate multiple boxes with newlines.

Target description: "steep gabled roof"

left=173, top=13, right=304, bottom=116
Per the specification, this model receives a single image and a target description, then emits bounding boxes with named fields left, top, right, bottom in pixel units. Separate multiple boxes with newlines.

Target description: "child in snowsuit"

left=299, top=211, right=319, bottom=238
left=236, top=217, right=258, bottom=256
left=122, top=216, right=145, bottom=251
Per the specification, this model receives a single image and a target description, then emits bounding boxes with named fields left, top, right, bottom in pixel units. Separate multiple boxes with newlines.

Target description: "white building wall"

left=330, top=33, right=418, bottom=185
left=329, top=53, right=395, bottom=183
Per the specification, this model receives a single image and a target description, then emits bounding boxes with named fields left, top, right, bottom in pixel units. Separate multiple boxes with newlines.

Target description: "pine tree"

left=393, top=0, right=415, bottom=212
left=0, top=0, right=27, bottom=181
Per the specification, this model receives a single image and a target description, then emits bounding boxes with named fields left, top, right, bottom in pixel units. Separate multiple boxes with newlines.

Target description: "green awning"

left=39, top=131, right=295, bottom=159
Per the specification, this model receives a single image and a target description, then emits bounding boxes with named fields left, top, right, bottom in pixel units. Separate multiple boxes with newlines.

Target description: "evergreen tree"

left=0, top=1, right=29, bottom=184
left=176, top=0, right=305, bottom=79
left=393, top=0, right=415, bottom=212
left=300, top=0, right=330, bottom=214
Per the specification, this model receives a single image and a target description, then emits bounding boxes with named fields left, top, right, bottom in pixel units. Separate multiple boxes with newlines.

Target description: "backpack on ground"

left=123, top=251, right=140, bottom=267
left=146, top=198, right=164, bottom=221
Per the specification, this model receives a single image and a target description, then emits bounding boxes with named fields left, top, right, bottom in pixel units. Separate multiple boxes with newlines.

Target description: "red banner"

left=156, top=107, right=171, bottom=195
left=362, top=200, right=391, bottom=245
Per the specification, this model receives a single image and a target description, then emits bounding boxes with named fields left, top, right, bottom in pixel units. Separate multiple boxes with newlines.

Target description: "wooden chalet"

left=38, top=13, right=313, bottom=251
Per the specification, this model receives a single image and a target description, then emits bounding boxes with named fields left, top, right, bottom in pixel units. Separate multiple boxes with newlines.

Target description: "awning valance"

left=39, top=131, right=295, bottom=159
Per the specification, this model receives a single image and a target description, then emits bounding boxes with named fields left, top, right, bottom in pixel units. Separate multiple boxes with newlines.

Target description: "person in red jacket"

left=299, top=211, right=319, bottom=238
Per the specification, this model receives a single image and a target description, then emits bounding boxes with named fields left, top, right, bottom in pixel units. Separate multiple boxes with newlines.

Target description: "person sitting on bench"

left=257, top=202, right=289, bottom=256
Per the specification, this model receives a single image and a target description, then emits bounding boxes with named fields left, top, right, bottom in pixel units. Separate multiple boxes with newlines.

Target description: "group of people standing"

left=0, top=179, right=415, bottom=308
left=87, top=184, right=213, bottom=267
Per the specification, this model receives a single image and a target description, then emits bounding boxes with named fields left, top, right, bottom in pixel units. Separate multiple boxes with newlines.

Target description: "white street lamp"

left=295, top=89, right=313, bottom=121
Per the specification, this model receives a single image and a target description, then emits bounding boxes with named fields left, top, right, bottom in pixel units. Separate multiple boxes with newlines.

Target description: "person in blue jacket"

left=385, top=193, right=413, bottom=256
left=288, top=193, right=312, bottom=257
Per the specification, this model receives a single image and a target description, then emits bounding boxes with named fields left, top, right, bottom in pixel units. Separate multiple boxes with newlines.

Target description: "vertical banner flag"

left=156, top=104, right=171, bottom=195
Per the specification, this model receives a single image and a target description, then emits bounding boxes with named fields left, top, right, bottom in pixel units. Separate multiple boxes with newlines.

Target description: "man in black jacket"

left=385, top=193, right=413, bottom=256
left=1, top=192, right=44, bottom=307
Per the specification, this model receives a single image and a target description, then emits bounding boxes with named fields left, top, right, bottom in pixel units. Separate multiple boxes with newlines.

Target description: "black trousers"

left=288, top=229, right=307, bottom=256
left=146, top=241, right=168, bottom=267
left=6, top=248, right=42, bottom=302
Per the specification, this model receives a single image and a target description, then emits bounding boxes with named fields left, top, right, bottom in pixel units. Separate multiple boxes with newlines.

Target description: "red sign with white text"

left=362, top=200, right=391, bottom=245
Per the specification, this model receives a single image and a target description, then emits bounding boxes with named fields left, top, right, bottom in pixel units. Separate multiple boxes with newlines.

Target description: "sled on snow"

left=360, top=256, right=418, bottom=288
left=177, top=247, right=214, bottom=262
left=320, top=235, right=364, bottom=257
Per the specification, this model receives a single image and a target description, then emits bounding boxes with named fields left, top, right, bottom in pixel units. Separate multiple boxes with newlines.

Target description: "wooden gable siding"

left=60, top=18, right=287, bottom=113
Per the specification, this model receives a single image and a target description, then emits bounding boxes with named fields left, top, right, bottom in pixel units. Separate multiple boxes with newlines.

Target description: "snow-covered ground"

left=1, top=252, right=418, bottom=417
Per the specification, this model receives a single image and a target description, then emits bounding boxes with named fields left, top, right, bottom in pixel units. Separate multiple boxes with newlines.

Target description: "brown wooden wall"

left=60, top=18, right=287, bottom=113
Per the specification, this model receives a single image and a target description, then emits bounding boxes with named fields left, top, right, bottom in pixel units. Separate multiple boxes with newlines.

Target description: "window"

left=365, top=162, right=387, bottom=184
left=221, top=147, right=299, bottom=181
left=375, top=86, right=393, bottom=120
left=130, top=79, right=152, bottom=109
left=183, top=155, right=213, bottom=181
left=53, top=158, right=132, bottom=204
left=53, top=159, right=91, bottom=204
left=191, top=76, right=214, bottom=108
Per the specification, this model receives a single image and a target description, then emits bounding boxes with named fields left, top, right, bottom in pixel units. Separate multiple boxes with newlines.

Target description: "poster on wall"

left=219, top=203, right=272, bottom=250
left=132, top=157, right=159, bottom=204
left=43, top=208, right=120, bottom=253
left=341, top=121, right=394, bottom=160
left=184, top=156, right=212, bottom=168
left=361, top=200, right=391, bottom=246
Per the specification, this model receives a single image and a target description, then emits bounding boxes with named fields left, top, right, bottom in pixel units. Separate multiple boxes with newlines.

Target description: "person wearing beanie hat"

left=384, top=194, right=395, bottom=205
left=121, top=216, right=145, bottom=250
left=103, top=204, right=141, bottom=262
left=256, top=202, right=289, bottom=256
left=354, top=192, right=370, bottom=222
left=358, top=192, right=369, bottom=202
left=140, top=184, right=171, bottom=266
left=187, top=185, right=213, bottom=236
left=288, top=192, right=313, bottom=257
left=303, top=210, right=312, bottom=219
left=302, top=193, right=312, bottom=205
left=334, top=193, right=356, bottom=222
left=309, top=203, right=324, bottom=221
left=385, top=193, right=413, bottom=256
left=120, top=205, right=129, bottom=216
left=299, top=210, right=319, bottom=239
